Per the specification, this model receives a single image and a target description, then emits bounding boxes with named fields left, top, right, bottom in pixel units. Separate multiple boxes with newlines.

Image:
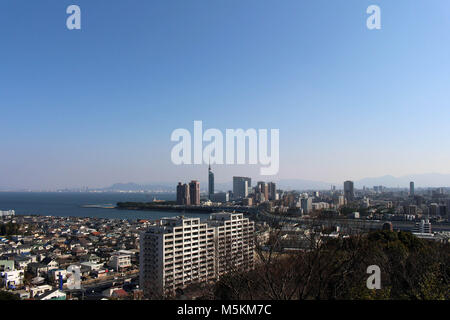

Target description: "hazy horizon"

left=2, top=172, right=450, bottom=191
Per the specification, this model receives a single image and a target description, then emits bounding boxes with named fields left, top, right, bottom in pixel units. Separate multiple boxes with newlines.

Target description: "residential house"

left=30, top=284, right=53, bottom=298
left=0, top=269, right=24, bottom=288
left=108, top=251, right=131, bottom=271
left=37, top=289, right=66, bottom=300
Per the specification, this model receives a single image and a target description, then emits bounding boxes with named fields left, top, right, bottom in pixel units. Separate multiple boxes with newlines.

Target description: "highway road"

left=256, top=210, right=450, bottom=232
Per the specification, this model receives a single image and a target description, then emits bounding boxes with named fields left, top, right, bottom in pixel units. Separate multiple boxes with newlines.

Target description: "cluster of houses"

left=0, top=215, right=148, bottom=300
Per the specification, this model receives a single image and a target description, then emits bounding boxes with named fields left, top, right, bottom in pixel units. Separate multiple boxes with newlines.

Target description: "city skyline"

left=3, top=171, right=450, bottom=192
left=1, top=1, right=450, bottom=190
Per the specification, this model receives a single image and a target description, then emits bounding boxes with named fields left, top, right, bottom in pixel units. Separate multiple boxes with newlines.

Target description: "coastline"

left=116, top=203, right=230, bottom=214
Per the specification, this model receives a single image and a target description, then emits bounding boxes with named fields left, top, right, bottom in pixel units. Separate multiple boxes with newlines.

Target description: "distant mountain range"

left=103, top=183, right=176, bottom=192
left=276, top=174, right=450, bottom=190
left=354, top=173, right=450, bottom=189
left=100, top=180, right=332, bottom=192
left=100, top=173, right=450, bottom=192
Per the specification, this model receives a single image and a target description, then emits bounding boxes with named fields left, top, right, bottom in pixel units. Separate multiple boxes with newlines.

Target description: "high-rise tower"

left=344, top=180, right=354, bottom=202
left=176, top=182, right=190, bottom=205
left=208, top=162, right=214, bottom=199
left=189, top=180, right=200, bottom=205
left=233, top=177, right=251, bottom=200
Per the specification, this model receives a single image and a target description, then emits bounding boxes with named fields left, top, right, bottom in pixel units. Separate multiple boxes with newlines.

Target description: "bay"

left=0, top=192, right=208, bottom=221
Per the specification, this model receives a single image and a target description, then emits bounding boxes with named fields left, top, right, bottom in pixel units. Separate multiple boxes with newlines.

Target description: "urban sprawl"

left=1, top=167, right=450, bottom=300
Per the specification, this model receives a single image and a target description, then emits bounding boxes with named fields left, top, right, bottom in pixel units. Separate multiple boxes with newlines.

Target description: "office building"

left=189, top=180, right=200, bottom=205
left=209, top=192, right=229, bottom=203
left=344, top=180, right=354, bottom=202
left=301, top=197, right=312, bottom=214
left=233, top=177, right=251, bottom=200
left=410, top=182, right=415, bottom=197
left=268, top=182, right=276, bottom=201
left=312, top=202, right=330, bottom=211
left=256, top=182, right=269, bottom=202
left=333, top=195, right=345, bottom=207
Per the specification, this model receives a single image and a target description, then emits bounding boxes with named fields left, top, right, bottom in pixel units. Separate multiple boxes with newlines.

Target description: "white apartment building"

left=140, top=217, right=216, bottom=298
left=108, top=251, right=132, bottom=271
left=312, top=202, right=330, bottom=211
left=413, top=219, right=432, bottom=234
left=0, top=210, right=15, bottom=218
left=140, top=213, right=255, bottom=298
left=1, top=269, right=24, bottom=289
left=208, top=212, right=255, bottom=277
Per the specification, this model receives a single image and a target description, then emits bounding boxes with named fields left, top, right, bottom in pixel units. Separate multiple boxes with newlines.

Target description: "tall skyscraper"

left=208, top=163, right=214, bottom=199
left=301, top=197, right=312, bottom=214
left=256, top=182, right=269, bottom=202
left=344, top=180, right=354, bottom=202
left=263, top=183, right=269, bottom=201
left=233, top=177, right=251, bottom=200
left=410, top=181, right=415, bottom=197
left=268, top=182, right=276, bottom=201
left=176, top=182, right=190, bottom=205
left=189, top=180, right=200, bottom=205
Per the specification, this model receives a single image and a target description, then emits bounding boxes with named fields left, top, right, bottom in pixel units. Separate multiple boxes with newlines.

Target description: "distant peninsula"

left=116, top=201, right=217, bottom=213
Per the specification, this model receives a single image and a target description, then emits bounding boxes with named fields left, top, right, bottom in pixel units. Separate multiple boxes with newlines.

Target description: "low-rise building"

left=30, top=284, right=53, bottom=298
left=1, top=269, right=24, bottom=288
left=108, top=251, right=131, bottom=271
left=37, top=289, right=66, bottom=300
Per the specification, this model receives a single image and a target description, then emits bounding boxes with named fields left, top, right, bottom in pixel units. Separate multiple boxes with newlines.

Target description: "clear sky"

left=1, top=0, right=450, bottom=190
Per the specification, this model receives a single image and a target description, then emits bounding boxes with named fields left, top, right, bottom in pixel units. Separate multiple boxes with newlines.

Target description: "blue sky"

left=1, top=0, right=450, bottom=189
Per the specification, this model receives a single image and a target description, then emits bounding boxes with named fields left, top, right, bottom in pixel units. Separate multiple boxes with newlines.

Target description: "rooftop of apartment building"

left=143, top=216, right=207, bottom=235
left=141, top=213, right=250, bottom=235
